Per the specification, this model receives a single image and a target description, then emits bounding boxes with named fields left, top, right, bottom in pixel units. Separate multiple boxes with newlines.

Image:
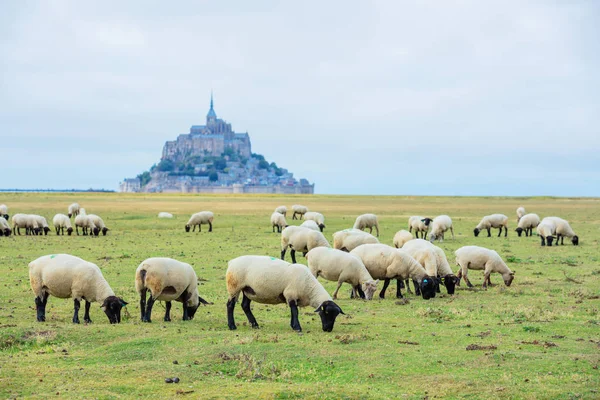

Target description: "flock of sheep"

left=6, top=200, right=581, bottom=334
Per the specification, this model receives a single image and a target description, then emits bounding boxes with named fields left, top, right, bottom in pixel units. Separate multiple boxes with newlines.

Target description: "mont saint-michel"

left=120, top=96, right=314, bottom=194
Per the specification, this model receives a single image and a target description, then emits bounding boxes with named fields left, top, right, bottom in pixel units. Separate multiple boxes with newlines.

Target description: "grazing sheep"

left=303, top=212, right=326, bottom=232
left=31, top=215, right=51, bottom=236
left=393, top=230, right=414, bottom=249
left=353, top=213, right=380, bottom=237
left=402, top=239, right=459, bottom=295
left=0, top=216, right=11, bottom=236
left=300, top=220, right=320, bottom=231
left=0, top=204, right=8, bottom=219
left=306, top=247, right=379, bottom=300
left=474, top=214, right=508, bottom=238
left=185, top=211, right=214, bottom=233
left=226, top=255, right=345, bottom=332
left=455, top=245, right=514, bottom=289
left=271, top=212, right=288, bottom=233
left=333, top=229, right=380, bottom=252
left=542, top=217, right=579, bottom=246
left=428, top=215, right=454, bottom=242
left=52, top=214, right=73, bottom=236
left=135, top=257, right=210, bottom=323
left=29, top=254, right=127, bottom=323
left=88, top=214, right=109, bottom=236
left=158, top=212, right=173, bottom=218
left=515, top=213, right=540, bottom=237
left=74, top=212, right=98, bottom=236
left=68, top=203, right=80, bottom=218
left=536, top=220, right=557, bottom=246
left=350, top=244, right=436, bottom=300
left=292, top=204, right=308, bottom=220
left=516, top=206, right=526, bottom=222
left=11, top=213, right=40, bottom=236
left=281, top=226, right=330, bottom=263
left=275, top=206, right=287, bottom=216
left=408, top=216, right=433, bottom=239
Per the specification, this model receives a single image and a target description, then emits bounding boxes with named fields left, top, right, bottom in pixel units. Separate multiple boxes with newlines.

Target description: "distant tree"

left=275, top=168, right=283, bottom=176
left=136, top=171, right=152, bottom=186
left=209, top=171, right=219, bottom=182
left=214, top=158, right=227, bottom=171
left=258, top=160, right=269, bottom=169
left=251, top=153, right=265, bottom=161
left=157, top=159, right=175, bottom=172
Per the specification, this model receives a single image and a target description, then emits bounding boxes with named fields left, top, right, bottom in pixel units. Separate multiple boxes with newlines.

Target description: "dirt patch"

left=22, top=330, right=56, bottom=341
left=466, top=344, right=497, bottom=351
left=395, top=298, right=410, bottom=305
left=398, top=340, right=419, bottom=345
left=520, top=340, right=557, bottom=348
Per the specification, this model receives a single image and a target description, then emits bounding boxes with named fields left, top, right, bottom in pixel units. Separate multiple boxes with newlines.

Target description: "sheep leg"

left=290, top=249, right=297, bottom=264
left=73, top=299, right=81, bottom=324
left=288, top=300, right=302, bottom=332
left=208, top=221, right=212, bottom=232
left=164, top=301, right=172, bottom=322
left=292, top=213, right=297, bottom=220
left=139, top=288, right=147, bottom=321
left=369, top=227, right=373, bottom=234
left=35, top=293, right=49, bottom=322
left=143, top=295, right=156, bottom=323
left=280, top=248, right=287, bottom=260
left=55, top=226, right=59, bottom=235
left=375, top=226, right=379, bottom=237
left=332, top=282, right=344, bottom=300
left=395, top=279, right=403, bottom=298
left=199, top=224, right=202, bottom=232
left=241, top=293, right=259, bottom=328
left=455, top=269, right=462, bottom=286
left=272, top=225, right=275, bottom=233
left=482, top=272, right=491, bottom=289
left=404, top=279, right=413, bottom=294
left=227, top=296, right=238, bottom=330
left=413, top=279, right=421, bottom=296
left=354, top=284, right=366, bottom=299
left=463, top=271, right=473, bottom=288
left=379, top=279, right=391, bottom=299
left=423, top=232, right=428, bottom=240
left=451, top=227, right=455, bottom=240
left=84, top=301, right=92, bottom=323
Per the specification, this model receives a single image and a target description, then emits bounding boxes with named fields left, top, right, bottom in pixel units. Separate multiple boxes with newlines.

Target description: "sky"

left=1, top=1, right=599, bottom=196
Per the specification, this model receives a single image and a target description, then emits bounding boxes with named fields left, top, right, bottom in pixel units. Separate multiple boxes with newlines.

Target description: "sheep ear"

left=314, top=306, right=323, bottom=313
left=510, top=271, right=515, bottom=275
left=119, top=298, right=128, bottom=307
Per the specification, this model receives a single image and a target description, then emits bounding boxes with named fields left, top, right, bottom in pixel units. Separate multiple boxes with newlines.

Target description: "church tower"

left=206, top=92, right=217, bottom=125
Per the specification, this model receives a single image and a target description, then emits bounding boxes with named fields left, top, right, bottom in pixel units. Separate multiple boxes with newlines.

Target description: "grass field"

left=1, top=193, right=599, bottom=399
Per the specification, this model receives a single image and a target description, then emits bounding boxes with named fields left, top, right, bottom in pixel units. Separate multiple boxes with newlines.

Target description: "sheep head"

left=515, top=227, right=524, bottom=237
left=572, top=235, right=579, bottom=245
left=101, top=296, right=128, bottom=324
left=419, top=277, right=437, bottom=300
left=362, top=279, right=379, bottom=300
left=443, top=274, right=459, bottom=295
left=473, top=228, right=481, bottom=237
left=314, top=300, right=344, bottom=332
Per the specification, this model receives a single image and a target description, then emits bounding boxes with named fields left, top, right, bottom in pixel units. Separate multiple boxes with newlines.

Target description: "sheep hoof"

left=84, top=318, right=92, bottom=324
left=228, top=325, right=237, bottom=330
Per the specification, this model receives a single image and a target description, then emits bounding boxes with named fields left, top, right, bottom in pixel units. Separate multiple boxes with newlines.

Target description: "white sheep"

left=350, top=243, right=437, bottom=300
left=474, top=214, right=508, bottom=238
left=428, top=215, right=454, bottom=242
left=0, top=216, right=11, bottom=236
left=353, top=213, right=380, bottom=237
left=11, top=213, right=40, bottom=236
left=393, top=230, right=414, bottom=249
left=536, top=220, right=557, bottom=246
left=332, top=229, right=379, bottom=252
left=306, top=247, right=379, bottom=300
left=28, top=254, right=128, bottom=323
left=455, top=245, right=515, bottom=289
left=303, top=211, right=326, bottom=232
left=516, top=206, right=526, bottom=222
left=402, top=239, right=459, bottom=295
left=300, top=220, right=320, bottom=231
left=292, top=204, right=308, bottom=220
left=68, top=203, right=80, bottom=218
left=74, top=213, right=98, bottom=236
left=542, top=217, right=579, bottom=246
left=281, top=226, right=330, bottom=263
left=135, top=257, right=210, bottom=322
left=275, top=205, right=287, bottom=216
left=226, top=255, right=345, bottom=332
left=31, top=214, right=51, bottom=236
left=515, top=213, right=540, bottom=237
left=158, top=212, right=173, bottom=218
left=185, top=211, right=214, bottom=233
left=408, top=216, right=433, bottom=239
left=88, top=214, right=109, bottom=236
left=270, top=211, right=288, bottom=233
left=0, top=204, right=8, bottom=219
left=52, top=214, right=73, bottom=236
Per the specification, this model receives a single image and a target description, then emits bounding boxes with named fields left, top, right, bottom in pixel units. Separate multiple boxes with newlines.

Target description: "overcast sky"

left=1, top=1, right=599, bottom=195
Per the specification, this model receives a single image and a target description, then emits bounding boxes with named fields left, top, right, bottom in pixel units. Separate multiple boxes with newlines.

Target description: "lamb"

left=333, top=229, right=379, bottom=252
left=408, top=216, right=433, bottom=239
left=0, top=216, right=11, bottom=236
left=226, top=255, right=345, bottom=332
left=350, top=244, right=436, bottom=300
left=158, top=212, right=173, bottom=218
left=455, top=245, right=514, bottom=289
left=393, top=230, right=414, bottom=249
left=353, top=213, right=380, bottom=237
left=303, top=211, right=326, bottom=231
left=428, top=215, right=454, bottom=242
left=185, top=211, right=214, bottom=233
left=0, top=204, right=8, bottom=219
left=88, top=214, right=109, bottom=236
left=52, top=214, right=73, bottom=236
left=516, top=206, right=526, bottom=222
left=515, top=213, right=540, bottom=237
left=473, top=214, right=508, bottom=237
left=274, top=206, right=287, bottom=216
left=11, top=213, right=40, bottom=236
left=270, top=211, right=288, bottom=233
left=536, top=220, right=557, bottom=246
left=281, top=226, right=330, bottom=263
left=74, top=211, right=98, bottom=236
left=292, top=204, right=308, bottom=220
left=28, top=254, right=127, bottom=323
left=300, top=220, right=320, bottom=231
left=542, top=217, right=579, bottom=246
left=402, top=239, right=459, bottom=295
left=135, top=257, right=210, bottom=323
left=306, top=247, right=379, bottom=300
left=68, top=203, right=80, bottom=218
left=31, top=215, right=51, bottom=236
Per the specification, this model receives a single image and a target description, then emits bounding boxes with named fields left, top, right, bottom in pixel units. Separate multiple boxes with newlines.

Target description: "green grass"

left=0, top=193, right=599, bottom=399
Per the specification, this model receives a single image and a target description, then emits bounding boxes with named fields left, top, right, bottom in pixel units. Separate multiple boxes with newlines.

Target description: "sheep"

left=270, top=212, right=288, bottom=233
left=516, top=206, right=526, bottom=222
left=428, top=215, right=454, bottom=242
left=408, top=216, right=433, bottom=239
left=300, top=220, right=320, bottom=231
left=306, top=247, right=379, bottom=300
left=11, top=213, right=40, bottom=236
left=88, top=214, right=109, bottom=236
left=74, top=213, right=98, bottom=236
left=226, top=255, right=345, bottom=332
left=68, top=203, right=80, bottom=218
left=333, top=229, right=379, bottom=252
left=158, top=212, right=173, bottom=218
left=292, top=204, right=308, bottom=220
left=454, top=245, right=514, bottom=289
left=135, top=257, right=210, bottom=323
left=402, top=239, right=459, bottom=295
left=0, top=216, right=11, bottom=236
left=515, top=213, right=540, bottom=237
left=543, top=217, right=579, bottom=246
left=31, top=215, right=51, bottom=236
left=281, top=226, right=330, bottom=263
left=303, top=211, right=326, bottom=231
left=350, top=243, right=437, bottom=300
left=353, top=213, right=380, bottom=237
left=275, top=205, right=287, bottom=216
left=185, top=211, right=214, bottom=233
left=52, top=214, right=73, bottom=236
left=0, top=204, right=8, bottom=219
left=28, top=254, right=128, bottom=323
left=474, top=214, right=508, bottom=237
left=393, top=230, right=414, bottom=249
left=536, top=220, right=557, bottom=246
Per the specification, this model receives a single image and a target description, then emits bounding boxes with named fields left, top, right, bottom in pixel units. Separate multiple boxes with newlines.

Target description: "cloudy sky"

left=1, top=1, right=598, bottom=195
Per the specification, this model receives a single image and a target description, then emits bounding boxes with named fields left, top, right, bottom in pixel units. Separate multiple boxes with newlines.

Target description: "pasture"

left=1, top=193, right=599, bottom=399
